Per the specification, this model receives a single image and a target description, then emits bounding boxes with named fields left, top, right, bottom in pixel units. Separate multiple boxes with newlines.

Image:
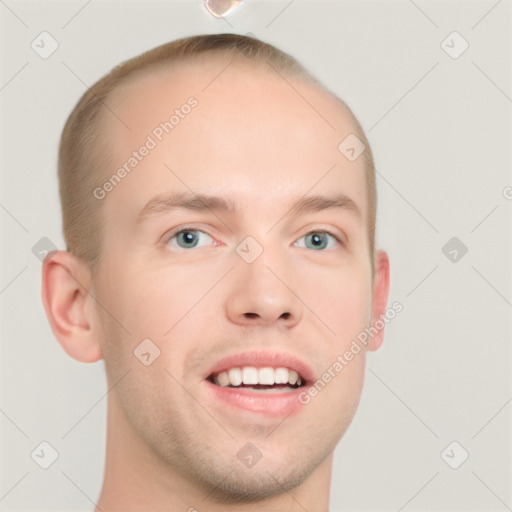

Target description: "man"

left=42, top=33, right=390, bottom=511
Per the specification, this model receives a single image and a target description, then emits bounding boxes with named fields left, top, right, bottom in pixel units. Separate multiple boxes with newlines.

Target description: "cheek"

left=303, top=262, right=373, bottom=346
left=96, top=258, right=209, bottom=338
left=124, top=258, right=372, bottom=352
left=132, top=264, right=218, bottom=336
left=312, top=265, right=371, bottom=412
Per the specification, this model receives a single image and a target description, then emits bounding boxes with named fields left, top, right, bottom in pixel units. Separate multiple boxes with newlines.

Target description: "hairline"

left=60, top=39, right=376, bottom=275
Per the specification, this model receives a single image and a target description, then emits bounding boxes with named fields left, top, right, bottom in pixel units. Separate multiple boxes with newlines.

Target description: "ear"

left=41, top=250, right=103, bottom=363
left=367, top=250, right=390, bottom=351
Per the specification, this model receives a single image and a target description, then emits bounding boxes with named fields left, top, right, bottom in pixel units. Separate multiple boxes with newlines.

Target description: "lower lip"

left=204, top=380, right=306, bottom=417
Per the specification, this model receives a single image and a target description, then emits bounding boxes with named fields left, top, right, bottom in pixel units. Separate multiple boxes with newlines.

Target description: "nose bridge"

left=239, top=238, right=281, bottom=289
left=225, top=233, right=304, bottom=327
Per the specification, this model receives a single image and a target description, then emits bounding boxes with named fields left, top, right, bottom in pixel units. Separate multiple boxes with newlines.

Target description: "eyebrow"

left=137, top=190, right=361, bottom=223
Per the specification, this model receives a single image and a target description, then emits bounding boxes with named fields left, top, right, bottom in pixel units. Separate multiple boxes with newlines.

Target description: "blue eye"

left=295, top=231, right=340, bottom=251
left=165, top=228, right=341, bottom=251
left=167, top=229, right=214, bottom=249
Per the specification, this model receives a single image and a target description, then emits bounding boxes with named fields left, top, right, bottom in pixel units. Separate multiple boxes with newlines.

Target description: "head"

left=43, top=34, right=389, bottom=502
left=58, top=33, right=377, bottom=273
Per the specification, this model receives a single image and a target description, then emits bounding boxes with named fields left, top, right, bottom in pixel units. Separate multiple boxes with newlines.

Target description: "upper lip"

left=205, top=350, right=316, bottom=384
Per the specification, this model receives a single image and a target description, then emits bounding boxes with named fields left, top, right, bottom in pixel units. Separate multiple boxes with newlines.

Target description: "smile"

left=203, top=351, right=314, bottom=416
left=209, top=366, right=303, bottom=392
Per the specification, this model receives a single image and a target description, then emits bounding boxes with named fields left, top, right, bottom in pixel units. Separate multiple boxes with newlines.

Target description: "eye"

left=166, top=228, right=215, bottom=250
left=295, top=231, right=341, bottom=251
left=164, top=228, right=341, bottom=251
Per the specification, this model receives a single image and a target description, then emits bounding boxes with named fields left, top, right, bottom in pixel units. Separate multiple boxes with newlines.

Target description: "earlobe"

left=41, top=250, right=103, bottom=363
left=367, top=250, right=390, bottom=352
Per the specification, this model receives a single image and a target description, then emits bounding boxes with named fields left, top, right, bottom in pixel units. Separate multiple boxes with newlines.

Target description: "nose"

left=224, top=246, right=304, bottom=329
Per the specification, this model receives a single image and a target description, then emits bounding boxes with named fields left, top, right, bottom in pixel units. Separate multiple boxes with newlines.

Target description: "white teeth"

left=228, top=367, right=243, bottom=386
left=217, top=371, right=230, bottom=387
left=242, top=366, right=258, bottom=385
left=258, top=367, right=274, bottom=385
left=242, top=387, right=296, bottom=393
left=274, top=367, right=288, bottom=384
left=213, top=366, right=304, bottom=388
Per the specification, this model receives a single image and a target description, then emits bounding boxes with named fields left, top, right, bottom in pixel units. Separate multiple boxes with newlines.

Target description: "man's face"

left=91, top=57, right=374, bottom=498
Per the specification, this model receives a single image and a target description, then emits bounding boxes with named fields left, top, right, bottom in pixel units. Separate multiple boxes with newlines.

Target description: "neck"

left=95, top=392, right=332, bottom=512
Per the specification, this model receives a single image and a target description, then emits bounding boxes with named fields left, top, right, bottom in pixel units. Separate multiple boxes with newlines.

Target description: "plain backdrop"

left=1, top=0, right=511, bottom=510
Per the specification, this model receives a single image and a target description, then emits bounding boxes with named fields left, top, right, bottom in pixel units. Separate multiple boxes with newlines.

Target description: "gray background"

left=1, top=0, right=511, bottom=510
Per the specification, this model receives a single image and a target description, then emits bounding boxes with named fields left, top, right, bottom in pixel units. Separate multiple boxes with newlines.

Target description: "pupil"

left=181, top=231, right=197, bottom=247
left=307, top=233, right=328, bottom=250
left=311, top=233, right=324, bottom=247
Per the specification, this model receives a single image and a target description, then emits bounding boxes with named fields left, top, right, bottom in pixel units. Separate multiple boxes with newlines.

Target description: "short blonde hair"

left=58, top=33, right=376, bottom=272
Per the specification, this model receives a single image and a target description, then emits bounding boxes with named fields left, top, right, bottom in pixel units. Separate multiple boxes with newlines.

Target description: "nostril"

left=280, top=312, right=291, bottom=320
left=244, top=312, right=258, bottom=319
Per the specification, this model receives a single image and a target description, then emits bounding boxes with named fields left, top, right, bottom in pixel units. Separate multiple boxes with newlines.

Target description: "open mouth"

left=207, top=366, right=306, bottom=393
left=204, top=353, right=313, bottom=415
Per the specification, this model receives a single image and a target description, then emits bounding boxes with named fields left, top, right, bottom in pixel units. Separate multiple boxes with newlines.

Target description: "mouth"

left=203, top=351, right=314, bottom=416
left=207, top=366, right=305, bottom=392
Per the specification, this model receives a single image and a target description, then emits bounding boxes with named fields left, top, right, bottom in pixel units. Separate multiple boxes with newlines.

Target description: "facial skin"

left=42, top=55, right=389, bottom=511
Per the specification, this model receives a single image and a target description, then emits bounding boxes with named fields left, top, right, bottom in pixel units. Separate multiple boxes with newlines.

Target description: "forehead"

left=99, top=56, right=368, bottom=224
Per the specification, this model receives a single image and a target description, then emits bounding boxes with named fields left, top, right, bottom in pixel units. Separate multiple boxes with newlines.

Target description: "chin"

left=181, top=437, right=333, bottom=504
left=194, top=464, right=312, bottom=503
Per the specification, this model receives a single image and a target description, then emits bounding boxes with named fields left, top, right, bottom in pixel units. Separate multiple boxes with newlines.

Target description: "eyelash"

left=163, top=226, right=344, bottom=251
